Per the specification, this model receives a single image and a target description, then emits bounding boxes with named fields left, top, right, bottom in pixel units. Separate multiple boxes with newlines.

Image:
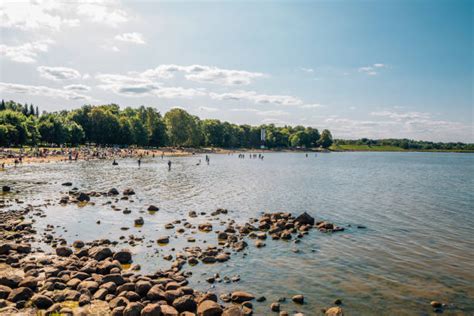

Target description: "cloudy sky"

left=0, top=0, right=472, bottom=142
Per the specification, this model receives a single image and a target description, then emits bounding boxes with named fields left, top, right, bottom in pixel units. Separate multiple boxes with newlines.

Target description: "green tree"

left=164, top=108, right=201, bottom=147
left=66, top=121, right=85, bottom=145
left=319, top=129, right=333, bottom=148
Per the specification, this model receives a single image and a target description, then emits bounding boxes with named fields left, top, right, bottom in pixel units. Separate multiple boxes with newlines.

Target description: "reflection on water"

left=2, top=152, right=474, bottom=315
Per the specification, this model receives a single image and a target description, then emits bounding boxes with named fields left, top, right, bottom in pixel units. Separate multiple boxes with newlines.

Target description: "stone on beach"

left=231, top=291, right=255, bottom=303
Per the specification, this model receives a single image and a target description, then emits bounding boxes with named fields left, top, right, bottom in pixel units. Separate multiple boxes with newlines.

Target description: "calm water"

left=2, top=152, right=474, bottom=315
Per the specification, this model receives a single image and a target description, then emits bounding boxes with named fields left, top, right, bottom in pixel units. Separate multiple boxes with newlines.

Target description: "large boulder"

left=230, top=291, right=255, bottom=303
left=295, top=212, right=315, bottom=226
left=173, top=295, right=197, bottom=312
left=7, top=287, right=33, bottom=302
left=89, top=246, right=113, bottom=261
left=197, top=300, right=222, bottom=316
left=141, top=303, right=161, bottom=316
left=56, top=246, right=73, bottom=257
left=31, top=294, right=54, bottom=309
left=113, top=249, right=132, bottom=264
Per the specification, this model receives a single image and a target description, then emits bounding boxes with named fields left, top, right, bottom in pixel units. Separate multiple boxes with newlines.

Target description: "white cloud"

left=0, top=39, right=54, bottom=63
left=321, top=111, right=473, bottom=142
left=0, top=82, right=91, bottom=100
left=64, top=84, right=91, bottom=92
left=300, top=103, right=324, bottom=109
left=0, top=1, right=79, bottom=30
left=37, top=66, right=81, bottom=81
left=358, top=63, right=387, bottom=75
left=115, top=32, right=146, bottom=44
left=370, top=111, right=431, bottom=121
left=0, top=1, right=128, bottom=31
left=141, top=64, right=265, bottom=85
left=209, top=90, right=303, bottom=106
left=300, top=67, right=314, bottom=73
left=76, top=2, right=128, bottom=27
left=95, top=73, right=206, bottom=98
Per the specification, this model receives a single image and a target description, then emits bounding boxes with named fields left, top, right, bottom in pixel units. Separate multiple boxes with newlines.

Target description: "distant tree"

left=319, top=129, right=333, bottom=148
left=66, top=122, right=85, bottom=145
left=164, top=108, right=201, bottom=147
left=0, top=100, right=6, bottom=111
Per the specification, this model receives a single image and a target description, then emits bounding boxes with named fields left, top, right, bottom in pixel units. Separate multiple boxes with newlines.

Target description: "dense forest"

left=0, top=100, right=333, bottom=149
left=334, top=138, right=474, bottom=151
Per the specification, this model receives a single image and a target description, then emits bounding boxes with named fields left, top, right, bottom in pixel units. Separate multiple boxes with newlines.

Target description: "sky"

left=0, top=0, right=472, bottom=142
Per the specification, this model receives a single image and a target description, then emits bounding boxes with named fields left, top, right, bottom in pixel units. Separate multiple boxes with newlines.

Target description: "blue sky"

left=0, top=0, right=472, bottom=142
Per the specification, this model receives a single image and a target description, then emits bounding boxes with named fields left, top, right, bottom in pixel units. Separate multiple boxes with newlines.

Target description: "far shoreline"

left=1, top=145, right=472, bottom=167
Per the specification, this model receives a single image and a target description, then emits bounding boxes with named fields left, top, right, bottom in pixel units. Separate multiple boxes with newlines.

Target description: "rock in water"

left=295, top=212, right=315, bottom=226
left=197, top=300, right=223, bottom=316
left=292, top=294, right=304, bottom=304
left=147, top=205, right=159, bottom=212
left=123, top=188, right=135, bottom=195
left=231, top=291, right=255, bottom=303
left=55, top=246, right=73, bottom=257
left=113, top=249, right=132, bottom=264
left=2, top=186, right=11, bottom=192
left=77, top=192, right=90, bottom=202
left=325, top=306, right=344, bottom=316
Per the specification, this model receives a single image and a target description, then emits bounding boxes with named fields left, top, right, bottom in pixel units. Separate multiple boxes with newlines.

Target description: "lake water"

left=2, top=152, right=473, bottom=315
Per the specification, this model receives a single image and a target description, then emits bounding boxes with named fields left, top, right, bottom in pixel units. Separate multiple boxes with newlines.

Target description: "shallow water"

left=2, top=152, right=474, bottom=315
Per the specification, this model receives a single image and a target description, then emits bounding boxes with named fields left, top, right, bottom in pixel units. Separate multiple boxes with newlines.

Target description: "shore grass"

left=330, top=144, right=474, bottom=153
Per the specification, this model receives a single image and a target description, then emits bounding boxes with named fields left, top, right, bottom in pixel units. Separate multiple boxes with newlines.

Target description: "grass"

left=330, top=144, right=405, bottom=151
left=330, top=144, right=474, bottom=152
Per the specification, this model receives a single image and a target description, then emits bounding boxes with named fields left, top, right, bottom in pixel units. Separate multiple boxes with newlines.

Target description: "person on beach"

left=138, top=158, right=141, bottom=168
left=168, top=160, right=172, bottom=170
left=112, top=159, right=118, bottom=165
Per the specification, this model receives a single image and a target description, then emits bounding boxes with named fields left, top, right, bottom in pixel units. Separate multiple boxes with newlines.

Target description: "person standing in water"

left=205, top=155, right=210, bottom=165
left=138, top=158, right=141, bottom=168
left=168, top=160, right=172, bottom=171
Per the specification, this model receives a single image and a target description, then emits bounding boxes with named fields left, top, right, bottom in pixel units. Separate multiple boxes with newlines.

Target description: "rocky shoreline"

left=1, top=184, right=349, bottom=315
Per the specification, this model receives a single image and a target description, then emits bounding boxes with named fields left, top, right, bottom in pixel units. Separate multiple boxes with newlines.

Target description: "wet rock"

left=123, top=188, right=135, bottom=196
left=141, top=303, right=161, bottom=316
left=77, top=192, right=90, bottom=202
left=72, top=240, right=85, bottom=248
left=110, top=296, right=129, bottom=309
left=198, top=223, right=213, bottom=232
left=78, top=280, right=99, bottom=293
left=89, top=246, right=113, bottom=261
left=292, top=295, right=304, bottom=304
left=0, top=285, right=11, bottom=299
left=325, top=306, right=344, bottom=316
left=134, top=217, right=144, bottom=226
left=31, top=294, right=53, bottom=309
left=197, top=300, right=223, bottom=316
left=430, top=301, right=442, bottom=308
left=147, top=205, right=159, bottom=212
left=112, top=306, right=126, bottom=316
left=271, top=302, right=280, bottom=312
left=160, top=304, right=179, bottom=316
left=231, top=291, right=255, bottom=303
left=108, top=188, right=120, bottom=196
left=295, top=212, right=314, bottom=226
left=123, top=302, right=143, bottom=316
left=135, top=281, right=151, bottom=296
left=0, top=244, right=12, bottom=255
left=62, top=182, right=72, bottom=186
left=173, top=294, right=197, bottom=312
left=334, top=299, right=342, bottom=305
left=222, top=305, right=244, bottom=316
left=157, top=237, right=169, bottom=244
left=114, top=249, right=132, bottom=264
left=55, top=246, right=73, bottom=257
left=7, top=287, right=33, bottom=302
left=2, top=186, right=11, bottom=192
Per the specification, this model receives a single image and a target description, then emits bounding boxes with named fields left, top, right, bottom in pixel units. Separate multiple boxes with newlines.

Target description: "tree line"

left=0, top=100, right=334, bottom=148
left=334, top=138, right=474, bottom=151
